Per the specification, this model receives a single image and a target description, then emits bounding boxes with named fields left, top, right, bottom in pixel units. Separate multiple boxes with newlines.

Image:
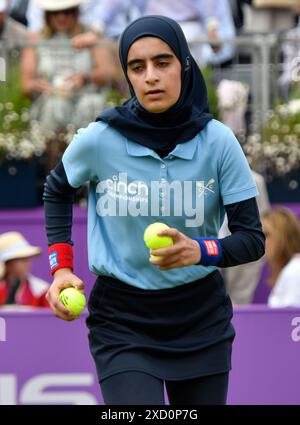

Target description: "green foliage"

left=245, top=101, right=300, bottom=176
left=201, top=66, right=219, bottom=120
left=0, top=58, right=48, bottom=162
left=105, top=88, right=127, bottom=108
left=0, top=58, right=31, bottom=133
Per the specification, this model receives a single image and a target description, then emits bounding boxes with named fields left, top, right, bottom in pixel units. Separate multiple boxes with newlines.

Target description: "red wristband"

left=48, top=243, right=74, bottom=275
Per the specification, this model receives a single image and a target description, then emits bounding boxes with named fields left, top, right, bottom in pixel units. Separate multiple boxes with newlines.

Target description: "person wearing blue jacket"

left=44, top=15, right=265, bottom=405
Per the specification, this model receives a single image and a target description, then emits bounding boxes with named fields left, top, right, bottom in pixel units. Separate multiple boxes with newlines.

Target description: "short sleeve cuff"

left=222, top=186, right=258, bottom=205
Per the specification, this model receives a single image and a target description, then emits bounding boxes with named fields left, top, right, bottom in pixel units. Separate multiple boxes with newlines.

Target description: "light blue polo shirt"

left=62, top=119, right=258, bottom=290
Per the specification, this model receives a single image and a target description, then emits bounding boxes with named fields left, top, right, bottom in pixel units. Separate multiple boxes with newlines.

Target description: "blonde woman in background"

left=21, top=0, right=114, bottom=134
left=262, top=208, right=300, bottom=308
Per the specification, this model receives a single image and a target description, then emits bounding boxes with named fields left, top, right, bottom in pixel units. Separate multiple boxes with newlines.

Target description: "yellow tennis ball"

left=59, top=287, right=86, bottom=317
left=144, top=222, right=174, bottom=259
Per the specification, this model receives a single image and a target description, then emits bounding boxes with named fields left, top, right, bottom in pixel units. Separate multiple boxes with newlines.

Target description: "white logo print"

left=197, top=179, right=215, bottom=197
left=95, top=173, right=216, bottom=227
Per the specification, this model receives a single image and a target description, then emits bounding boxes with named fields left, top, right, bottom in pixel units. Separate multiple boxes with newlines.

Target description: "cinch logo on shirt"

left=95, top=173, right=215, bottom=228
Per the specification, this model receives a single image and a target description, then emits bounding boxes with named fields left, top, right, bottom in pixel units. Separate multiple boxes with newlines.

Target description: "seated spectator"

left=21, top=0, right=114, bottom=169
left=21, top=0, right=114, bottom=124
left=0, top=232, right=49, bottom=307
left=0, top=0, right=27, bottom=48
left=261, top=208, right=300, bottom=308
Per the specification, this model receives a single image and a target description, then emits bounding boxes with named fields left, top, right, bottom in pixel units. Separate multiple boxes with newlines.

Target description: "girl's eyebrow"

left=127, top=53, right=174, bottom=67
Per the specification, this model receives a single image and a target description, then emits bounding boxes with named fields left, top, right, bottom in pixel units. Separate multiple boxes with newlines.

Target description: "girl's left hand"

left=149, top=228, right=201, bottom=270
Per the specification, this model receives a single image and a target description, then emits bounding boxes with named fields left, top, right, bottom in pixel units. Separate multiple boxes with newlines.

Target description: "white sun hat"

left=0, top=231, right=41, bottom=264
left=35, top=0, right=87, bottom=12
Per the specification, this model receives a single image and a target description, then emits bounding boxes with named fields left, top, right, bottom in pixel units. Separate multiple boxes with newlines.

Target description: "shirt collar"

left=125, top=135, right=198, bottom=160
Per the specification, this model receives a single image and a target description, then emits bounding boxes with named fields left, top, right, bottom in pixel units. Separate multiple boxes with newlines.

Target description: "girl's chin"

left=143, top=104, right=169, bottom=114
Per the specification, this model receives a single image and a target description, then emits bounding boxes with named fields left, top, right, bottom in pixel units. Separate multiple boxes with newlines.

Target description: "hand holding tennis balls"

left=59, top=287, right=86, bottom=317
left=144, top=222, right=174, bottom=259
left=143, top=223, right=202, bottom=270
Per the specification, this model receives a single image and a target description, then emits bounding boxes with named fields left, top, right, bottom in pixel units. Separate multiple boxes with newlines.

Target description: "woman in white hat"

left=21, top=0, right=115, bottom=168
left=0, top=232, right=49, bottom=307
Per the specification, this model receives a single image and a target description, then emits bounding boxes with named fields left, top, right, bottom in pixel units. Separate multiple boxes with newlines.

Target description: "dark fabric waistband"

left=95, top=270, right=221, bottom=296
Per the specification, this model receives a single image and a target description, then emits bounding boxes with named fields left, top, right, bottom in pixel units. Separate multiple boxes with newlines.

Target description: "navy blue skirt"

left=86, top=270, right=235, bottom=382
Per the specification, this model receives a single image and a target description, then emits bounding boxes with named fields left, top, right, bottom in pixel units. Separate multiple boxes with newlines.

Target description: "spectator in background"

left=217, top=79, right=270, bottom=304
left=21, top=0, right=114, bottom=169
left=262, top=208, right=300, bottom=308
left=21, top=0, right=114, bottom=131
left=26, top=0, right=139, bottom=41
left=27, top=0, right=236, bottom=66
left=219, top=171, right=270, bottom=304
left=0, top=232, right=49, bottom=307
left=0, top=0, right=27, bottom=48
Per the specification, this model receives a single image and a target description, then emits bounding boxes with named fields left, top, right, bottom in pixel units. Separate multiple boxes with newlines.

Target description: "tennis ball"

left=59, top=287, right=86, bottom=317
left=144, top=222, right=173, bottom=259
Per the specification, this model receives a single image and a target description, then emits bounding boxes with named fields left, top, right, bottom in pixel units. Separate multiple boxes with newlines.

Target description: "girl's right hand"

left=46, top=268, right=85, bottom=321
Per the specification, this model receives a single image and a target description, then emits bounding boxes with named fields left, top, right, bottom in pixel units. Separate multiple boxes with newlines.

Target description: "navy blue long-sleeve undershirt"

left=43, top=161, right=265, bottom=268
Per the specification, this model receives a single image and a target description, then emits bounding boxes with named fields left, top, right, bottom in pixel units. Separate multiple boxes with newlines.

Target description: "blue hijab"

left=97, top=15, right=212, bottom=156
